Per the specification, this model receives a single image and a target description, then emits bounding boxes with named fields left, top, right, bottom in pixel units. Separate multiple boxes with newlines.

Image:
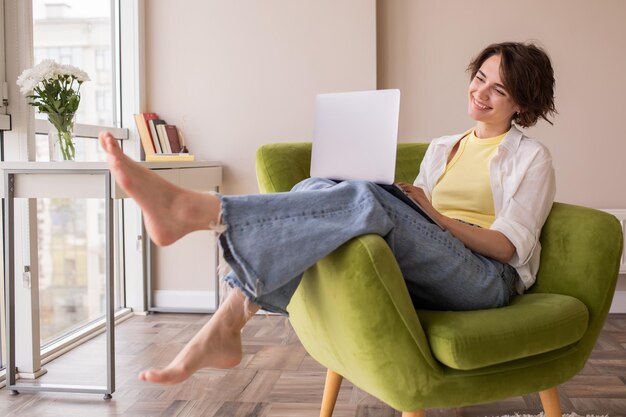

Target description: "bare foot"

left=99, top=131, right=221, bottom=245
left=138, top=289, right=260, bottom=385
left=138, top=320, right=243, bottom=384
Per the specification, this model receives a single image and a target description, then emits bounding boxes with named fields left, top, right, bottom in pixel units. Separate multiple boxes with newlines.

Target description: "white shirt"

left=413, top=125, right=556, bottom=293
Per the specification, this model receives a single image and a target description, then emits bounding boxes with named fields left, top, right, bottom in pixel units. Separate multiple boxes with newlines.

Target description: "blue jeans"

left=220, top=177, right=517, bottom=315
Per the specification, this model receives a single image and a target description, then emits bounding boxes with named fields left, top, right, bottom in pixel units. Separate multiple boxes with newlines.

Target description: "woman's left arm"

left=437, top=214, right=516, bottom=263
left=397, top=183, right=516, bottom=263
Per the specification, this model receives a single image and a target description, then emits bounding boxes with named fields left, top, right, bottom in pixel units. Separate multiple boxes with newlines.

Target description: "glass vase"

left=47, top=113, right=76, bottom=161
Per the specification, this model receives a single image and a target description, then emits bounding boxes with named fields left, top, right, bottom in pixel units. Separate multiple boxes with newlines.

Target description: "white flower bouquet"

left=16, top=59, right=90, bottom=160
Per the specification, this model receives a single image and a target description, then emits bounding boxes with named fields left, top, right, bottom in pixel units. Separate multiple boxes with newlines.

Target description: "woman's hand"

left=394, top=182, right=515, bottom=263
left=396, top=182, right=441, bottom=222
left=396, top=182, right=425, bottom=201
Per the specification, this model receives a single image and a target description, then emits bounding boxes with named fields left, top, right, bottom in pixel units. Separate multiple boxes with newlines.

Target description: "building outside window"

left=32, top=0, right=118, bottom=345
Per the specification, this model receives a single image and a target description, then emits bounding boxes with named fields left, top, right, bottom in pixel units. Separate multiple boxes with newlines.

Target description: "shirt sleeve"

left=490, top=148, right=556, bottom=268
left=413, top=139, right=439, bottom=200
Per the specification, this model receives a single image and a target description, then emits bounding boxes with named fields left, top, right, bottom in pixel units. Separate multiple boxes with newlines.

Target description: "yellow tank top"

left=431, top=130, right=506, bottom=228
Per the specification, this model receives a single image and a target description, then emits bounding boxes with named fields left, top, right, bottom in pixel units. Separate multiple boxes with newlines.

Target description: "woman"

left=99, top=41, right=556, bottom=385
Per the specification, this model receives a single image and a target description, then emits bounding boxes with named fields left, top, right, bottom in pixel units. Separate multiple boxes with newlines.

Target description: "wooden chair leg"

left=402, top=410, right=425, bottom=417
left=320, top=369, right=343, bottom=417
left=539, top=387, right=562, bottom=417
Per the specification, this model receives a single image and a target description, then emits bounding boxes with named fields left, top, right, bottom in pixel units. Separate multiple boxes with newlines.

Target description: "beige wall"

left=144, top=0, right=377, bottom=294
left=145, top=0, right=377, bottom=196
left=378, top=0, right=626, bottom=209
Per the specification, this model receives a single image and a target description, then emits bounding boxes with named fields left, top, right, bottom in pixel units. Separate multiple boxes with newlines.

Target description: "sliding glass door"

left=2, top=1, right=146, bottom=379
left=31, top=0, right=121, bottom=346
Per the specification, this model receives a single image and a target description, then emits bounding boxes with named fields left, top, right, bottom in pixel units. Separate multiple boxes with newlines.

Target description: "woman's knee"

left=291, top=177, right=337, bottom=192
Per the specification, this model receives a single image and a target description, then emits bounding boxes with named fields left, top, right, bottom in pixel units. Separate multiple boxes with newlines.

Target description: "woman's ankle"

left=216, top=289, right=260, bottom=329
left=169, top=190, right=222, bottom=234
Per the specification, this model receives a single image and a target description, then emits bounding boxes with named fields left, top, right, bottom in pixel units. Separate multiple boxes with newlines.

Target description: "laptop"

left=310, top=89, right=400, bottom=184
left=310, top=89, right=443, bottom=229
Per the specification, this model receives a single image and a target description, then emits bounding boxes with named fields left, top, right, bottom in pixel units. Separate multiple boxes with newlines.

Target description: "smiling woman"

left=466, top=42, right=557, bottom=133
left=467, top=54, right=521, bottom=138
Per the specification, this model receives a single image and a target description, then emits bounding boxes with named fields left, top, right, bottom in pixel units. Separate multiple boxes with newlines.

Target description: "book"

left=148, top=119, right=166, bottom=153
left=136, top=113, right=192, bottom=159
left=156, top=124, right=172, bottom=153
left=146, top=153, right=196, bottom=162
left=164, top=125, right=183, bottom=153
left=133, top=113, right=158, bottom=155
left=178, top=129, right=189, bottom=153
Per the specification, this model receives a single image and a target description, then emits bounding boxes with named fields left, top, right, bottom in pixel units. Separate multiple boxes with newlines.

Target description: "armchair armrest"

left=287, top=234, right=443, bottom=410
left=256, top=143, right=312, bottom=193
left=531, top=202, right=623, bottom=358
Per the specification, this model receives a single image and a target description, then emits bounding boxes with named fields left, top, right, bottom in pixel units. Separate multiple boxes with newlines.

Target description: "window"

left=2, top=0, right=143, bottom=379
left=34, top=47, right=83, bottom=68
left=31, top=0, right=121, bottom=346
left=95, top=48, right=111, bottom=72
left=37, top=197, right=112, bottom=344
left=96, top=90, right=113, bottom=124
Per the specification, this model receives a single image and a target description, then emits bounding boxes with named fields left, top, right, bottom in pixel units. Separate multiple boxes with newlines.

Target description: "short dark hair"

left=467, top=42, right=557, bottom=127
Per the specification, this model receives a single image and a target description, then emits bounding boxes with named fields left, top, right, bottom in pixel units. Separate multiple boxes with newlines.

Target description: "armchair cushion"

left=417, top=293, right=588, bottom=370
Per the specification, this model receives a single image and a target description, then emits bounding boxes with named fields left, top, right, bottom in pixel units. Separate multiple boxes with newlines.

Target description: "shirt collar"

left=499, top=125, right=524, bottom=153
left=435, top=125, right=524, bottom=152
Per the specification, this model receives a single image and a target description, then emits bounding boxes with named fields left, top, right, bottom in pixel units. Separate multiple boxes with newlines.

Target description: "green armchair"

left=255, top=142, right=623, bottom=417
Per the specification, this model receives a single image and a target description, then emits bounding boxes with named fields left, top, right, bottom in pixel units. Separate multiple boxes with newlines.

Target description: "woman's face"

left=467, top=54, right=520, bottom=133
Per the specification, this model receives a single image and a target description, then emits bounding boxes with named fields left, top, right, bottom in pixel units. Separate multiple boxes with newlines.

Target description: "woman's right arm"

left=398, top=183, right=516, bottom=263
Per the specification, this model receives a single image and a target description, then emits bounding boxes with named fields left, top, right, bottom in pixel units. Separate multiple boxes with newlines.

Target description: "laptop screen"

left=310, top=89, right=400, bottom=184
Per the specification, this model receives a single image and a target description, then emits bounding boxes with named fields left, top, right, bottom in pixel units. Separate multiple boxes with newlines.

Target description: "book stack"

left=133, top=113, right=195, bottom=162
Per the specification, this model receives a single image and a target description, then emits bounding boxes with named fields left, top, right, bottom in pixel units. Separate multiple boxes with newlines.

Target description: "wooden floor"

left=1, top=313, right=625, bottom=417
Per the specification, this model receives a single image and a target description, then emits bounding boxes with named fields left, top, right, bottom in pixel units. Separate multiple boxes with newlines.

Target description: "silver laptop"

left=309, top=89, right=443, bottom=229
left=310, top=89, right=400, bottom=184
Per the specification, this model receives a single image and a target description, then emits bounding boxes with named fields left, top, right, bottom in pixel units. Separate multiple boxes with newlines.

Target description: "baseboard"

left=610, top=290, right=626, bottom=313
left=152, top=290, right=217, bottom=310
